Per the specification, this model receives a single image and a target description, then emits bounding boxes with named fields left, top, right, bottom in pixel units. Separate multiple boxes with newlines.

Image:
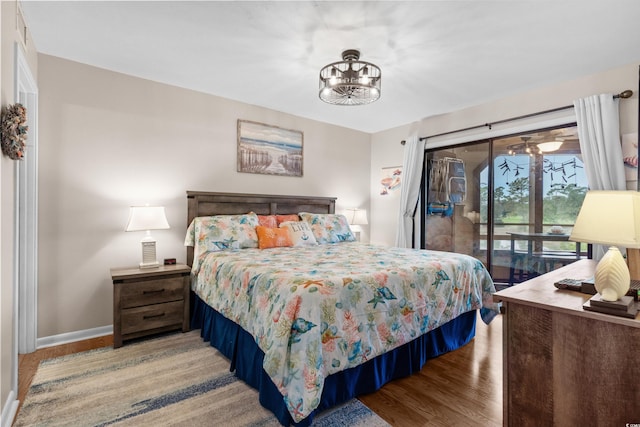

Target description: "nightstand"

left=111, top=264, right=191, bottom=348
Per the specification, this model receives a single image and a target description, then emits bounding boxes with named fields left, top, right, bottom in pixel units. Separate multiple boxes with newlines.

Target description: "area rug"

left=14, top=331, right=389, bottom=427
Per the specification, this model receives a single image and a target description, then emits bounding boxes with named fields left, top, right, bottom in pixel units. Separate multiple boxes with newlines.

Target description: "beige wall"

left=36, top=54, right=371, bottom=338
left=1, top=0, right=38, bottom=420
left=370, top=62, right=640, bottom=247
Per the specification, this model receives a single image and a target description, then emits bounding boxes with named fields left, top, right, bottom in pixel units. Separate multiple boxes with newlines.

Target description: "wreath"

left=1, top=103, right=28, bottom=160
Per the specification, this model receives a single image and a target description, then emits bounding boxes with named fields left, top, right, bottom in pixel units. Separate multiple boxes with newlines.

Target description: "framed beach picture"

left=237, top=120, right=303, bottom=177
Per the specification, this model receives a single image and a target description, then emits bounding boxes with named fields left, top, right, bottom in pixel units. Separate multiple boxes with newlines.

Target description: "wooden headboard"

left=186, top=191, right=336, bottom=266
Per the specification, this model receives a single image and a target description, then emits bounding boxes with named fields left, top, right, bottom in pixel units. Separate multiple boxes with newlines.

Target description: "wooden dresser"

left=493, top=259, right=640, bottom=425
left=111, top=264, right=191, bottom=348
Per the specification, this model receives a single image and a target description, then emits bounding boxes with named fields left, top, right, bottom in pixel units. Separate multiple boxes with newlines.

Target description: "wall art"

left=622, top=132, right=638, bottom=190
left=237, top=120, right=303, bottom=177
left=1, top=103, right=28, bottom=160
left=380, top=166, right=402, bottom=195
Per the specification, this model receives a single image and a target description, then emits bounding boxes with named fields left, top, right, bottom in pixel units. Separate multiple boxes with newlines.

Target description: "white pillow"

left=279, top=221, right=318, bottom=246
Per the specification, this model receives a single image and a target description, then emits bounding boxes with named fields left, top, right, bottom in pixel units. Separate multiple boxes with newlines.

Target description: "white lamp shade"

left=125, top=206, right=170, bottom=232
left=569, top=191, right=640, bottom=248
left=347, top=209, right=368, bottom=225
left=570, top=191, right=640, bottom=301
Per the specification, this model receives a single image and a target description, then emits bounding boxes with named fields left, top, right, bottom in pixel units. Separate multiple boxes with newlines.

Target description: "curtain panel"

left=395, top=135, right=425, bottom=248
left=573, top=93, right=626, bottom=191
left=573, top=93, right=627, bottom=260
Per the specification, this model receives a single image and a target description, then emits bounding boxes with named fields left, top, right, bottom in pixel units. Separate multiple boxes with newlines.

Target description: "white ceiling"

left=20, top=1, right=640, bottom=134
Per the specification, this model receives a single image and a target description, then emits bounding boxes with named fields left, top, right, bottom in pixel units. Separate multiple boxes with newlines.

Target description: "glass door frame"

left=420, top=123, right=581, bottom=283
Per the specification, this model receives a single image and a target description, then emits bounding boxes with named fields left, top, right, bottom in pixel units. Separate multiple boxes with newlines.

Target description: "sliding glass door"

left=423, top=125, right=588, bottom=286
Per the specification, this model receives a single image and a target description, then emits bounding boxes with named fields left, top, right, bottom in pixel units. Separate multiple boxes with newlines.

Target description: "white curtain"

left=573, top=93, right=626, bottom=259
left=395, top=135, right=426, bottom=248
left=573, top=93, right=626, bottom=191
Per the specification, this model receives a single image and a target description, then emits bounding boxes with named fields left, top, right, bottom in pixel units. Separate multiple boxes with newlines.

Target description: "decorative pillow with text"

left=279, top=221, right=318, bottom=246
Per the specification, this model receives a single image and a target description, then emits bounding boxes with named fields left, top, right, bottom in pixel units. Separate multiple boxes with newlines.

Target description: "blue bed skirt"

left=191, top=294, right=476, bottom=426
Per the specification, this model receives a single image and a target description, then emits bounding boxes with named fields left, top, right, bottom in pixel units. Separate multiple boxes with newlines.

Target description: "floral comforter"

left=191, top=242, right=499, bottom=423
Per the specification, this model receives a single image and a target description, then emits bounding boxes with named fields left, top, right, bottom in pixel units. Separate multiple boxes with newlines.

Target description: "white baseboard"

left=1, top=390, right=18, bottom=427
left=36, top=325, right=113, bottom=349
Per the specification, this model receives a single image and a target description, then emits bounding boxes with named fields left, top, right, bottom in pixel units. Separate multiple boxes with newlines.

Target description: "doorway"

left=14, top=42, right=39, bottom=392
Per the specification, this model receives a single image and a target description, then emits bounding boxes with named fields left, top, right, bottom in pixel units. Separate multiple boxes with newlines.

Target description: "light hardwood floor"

left=16, top=313, right=502, bottom=426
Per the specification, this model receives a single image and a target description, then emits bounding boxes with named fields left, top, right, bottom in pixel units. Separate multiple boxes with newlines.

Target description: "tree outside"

left=479, top=154, right=588, bottom=253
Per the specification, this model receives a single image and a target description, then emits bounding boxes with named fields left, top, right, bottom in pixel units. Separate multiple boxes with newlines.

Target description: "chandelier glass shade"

left=506, top=136, right=564, bottom=156
left=536, top=139, right=564, bottom=153
left=319, top=49, right=381, bottom=105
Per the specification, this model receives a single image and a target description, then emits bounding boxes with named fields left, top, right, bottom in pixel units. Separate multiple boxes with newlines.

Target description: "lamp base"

left=140, top=239, right=159, bottom=269
left=594, top=247, right=630, bottom=301
left=583, top=295, right=638, bottom=318
left=139, top=260, right=160, bottom=269
left=589, top=293, right=634, bottom=311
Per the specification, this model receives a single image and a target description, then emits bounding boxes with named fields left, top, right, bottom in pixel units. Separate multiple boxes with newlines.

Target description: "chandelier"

left=319, top=49, right=381, bottom=105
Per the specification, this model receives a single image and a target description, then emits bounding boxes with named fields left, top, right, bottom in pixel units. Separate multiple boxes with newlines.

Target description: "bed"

left=185, top=191, right=499, bottom=426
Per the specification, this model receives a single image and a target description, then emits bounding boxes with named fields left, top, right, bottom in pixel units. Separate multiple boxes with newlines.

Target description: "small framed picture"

left=380, top=166, right=402, bottom=195
left=622, top=133, right=638, bottom=190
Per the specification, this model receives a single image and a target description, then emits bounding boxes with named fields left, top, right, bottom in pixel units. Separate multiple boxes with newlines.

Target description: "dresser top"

left=493, top=259, right=640, bottom=328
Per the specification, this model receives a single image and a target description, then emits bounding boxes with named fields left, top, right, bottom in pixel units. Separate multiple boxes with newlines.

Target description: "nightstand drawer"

left=121, top=300, right=184, bottom=335
left=120, top=277, right=184, bottom=308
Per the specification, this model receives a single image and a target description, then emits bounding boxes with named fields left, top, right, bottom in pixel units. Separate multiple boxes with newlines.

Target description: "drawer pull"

left=143, top=289, right=165, bottom=294
left=143, top=313, right=166, bottom=319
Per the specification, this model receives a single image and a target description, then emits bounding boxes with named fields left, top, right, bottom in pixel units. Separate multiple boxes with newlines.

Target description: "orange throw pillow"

left=256, top=225, right=293, bottom=249
left=276, top=214, right=299, bottom=225
left=257, top=214, right=278, bottom=228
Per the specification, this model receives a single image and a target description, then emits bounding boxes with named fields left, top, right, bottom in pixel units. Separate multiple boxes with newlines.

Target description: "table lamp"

left=125, top=206, right=170, bottom=269
left=347, top=208, right=368, bottom=241
left=569, top=190, right=640, bottom=301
